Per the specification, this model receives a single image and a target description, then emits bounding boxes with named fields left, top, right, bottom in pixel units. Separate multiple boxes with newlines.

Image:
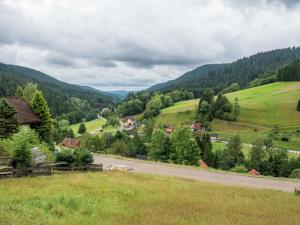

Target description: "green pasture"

left=154, top=82, right=300, bottom=150
left=69, top=118, right=107, bottom=136
left=0, top=172, right=299, bottom=225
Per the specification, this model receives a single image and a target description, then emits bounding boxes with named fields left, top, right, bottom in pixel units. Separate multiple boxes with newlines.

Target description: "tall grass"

left=0, top=172, right=299, bottom=225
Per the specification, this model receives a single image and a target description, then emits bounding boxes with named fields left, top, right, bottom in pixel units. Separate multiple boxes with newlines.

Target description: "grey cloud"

left=45, top=52, right=75, bottom=67
left=1, top=0, right=300, bottom=90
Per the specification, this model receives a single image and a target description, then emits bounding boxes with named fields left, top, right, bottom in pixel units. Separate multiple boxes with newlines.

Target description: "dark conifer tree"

left=32, top=91, right=53, bottom=142
left=78, top=123, right=87, bottom=134
left=0, top=98, right=19, bottom=138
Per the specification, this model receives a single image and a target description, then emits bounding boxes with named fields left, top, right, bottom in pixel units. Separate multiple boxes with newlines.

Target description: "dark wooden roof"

left=5, top=97, right=41, bottom=125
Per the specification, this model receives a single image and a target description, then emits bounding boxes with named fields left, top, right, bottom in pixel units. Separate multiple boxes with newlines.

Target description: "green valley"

left=155, top=82, right=300, bottom=150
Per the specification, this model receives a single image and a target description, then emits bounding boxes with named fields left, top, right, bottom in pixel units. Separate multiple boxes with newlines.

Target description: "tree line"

left=0, top=65, right=114, bottom=124
left=148, top=47, right=300, bottom=97
left=117, top=90, right=194, bottom=118
left=197, top=89, right=240, bottom=128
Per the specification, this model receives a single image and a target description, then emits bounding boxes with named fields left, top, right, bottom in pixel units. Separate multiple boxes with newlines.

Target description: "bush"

left=290, top=169, right=300, bottom=179
left=297, top=99, right=300, bottom=112
left=230, top=165, right=248, bottom=173
left=78, top=123, right=87, bottom=134
left=73, top=148, right=93, bottom=166
left=55, top=148, right=93, bottom=166
left=110, top=140, right=129, bottom=156
left=281, top=135, right=289, bottom=142
left=295, top=188, right=300, bottom=196
left=55, top=149, right=75, bottom=164
left=9, top=128, right=41, bottom=168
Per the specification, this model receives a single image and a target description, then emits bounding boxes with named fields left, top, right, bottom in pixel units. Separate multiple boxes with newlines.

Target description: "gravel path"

left=94, top=154, right=300, bottom=192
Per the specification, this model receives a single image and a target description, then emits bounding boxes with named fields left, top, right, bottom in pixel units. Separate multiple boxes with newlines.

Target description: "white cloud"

left=0, top=0, right=300, bottom=90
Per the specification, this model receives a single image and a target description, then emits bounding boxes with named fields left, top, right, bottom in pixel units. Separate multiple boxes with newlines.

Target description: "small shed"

left=248, top=169, right=260, bottom=176
left=62, top=138, right=80, bottom=148
left=199, top=159, right=208, bottom=169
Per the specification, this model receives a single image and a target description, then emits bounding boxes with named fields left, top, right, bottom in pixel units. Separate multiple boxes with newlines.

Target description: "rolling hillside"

left=154, top=82, right=300, bottom=149
left=149, top=47, right=300, bottom=96
left=0, top=63, right=115, bottom=118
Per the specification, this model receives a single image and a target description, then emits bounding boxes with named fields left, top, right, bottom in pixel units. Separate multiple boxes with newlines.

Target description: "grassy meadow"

left=154, top=82, right=300, bottom=150
left=68, top=118, right=119, bottom=136
left=0, top=172, right=300, bottom=225
left=69, top=118, right=107, bottom=136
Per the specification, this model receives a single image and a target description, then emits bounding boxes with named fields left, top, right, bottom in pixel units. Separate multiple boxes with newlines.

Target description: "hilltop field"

left=68, top=118, right=118, bottom=136
left=0, top=172, right=299, bottom=225
left=155, top=82, right=300, bottom=150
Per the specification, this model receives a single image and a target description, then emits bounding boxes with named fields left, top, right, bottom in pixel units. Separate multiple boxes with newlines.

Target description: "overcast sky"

left=1, top=0, right=300, bottom=91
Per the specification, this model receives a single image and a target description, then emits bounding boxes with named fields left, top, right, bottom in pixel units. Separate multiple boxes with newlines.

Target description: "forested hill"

left=0, top=63, right=114, bottom=121
left=148, top=47, right=300, bottom=96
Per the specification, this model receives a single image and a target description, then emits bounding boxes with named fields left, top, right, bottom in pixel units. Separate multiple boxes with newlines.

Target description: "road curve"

left=94, top=154, right=300, bottom=193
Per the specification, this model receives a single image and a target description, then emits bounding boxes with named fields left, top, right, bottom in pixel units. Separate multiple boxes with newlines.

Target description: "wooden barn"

left=5, top=96, right=41, bottom=127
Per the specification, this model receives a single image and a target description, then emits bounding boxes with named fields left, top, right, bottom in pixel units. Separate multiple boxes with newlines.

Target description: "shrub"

left=73, top=148, right=93, bottom=166
left=55, top=148, right=93, bottom=166
left=290, top=169, right=300, bottom=179
left=110, top=140, right=129, bottom=156
left=230, top=165, right=248, bottom=173
left=281, top=135, right=289, bottom=142
left=297, top=99, right=300, bottom=112
left=55, top=149, right=75, bottom=164
left=78, top=123, right=87, bottom=134
left=10, top=129, right=40, bottom=168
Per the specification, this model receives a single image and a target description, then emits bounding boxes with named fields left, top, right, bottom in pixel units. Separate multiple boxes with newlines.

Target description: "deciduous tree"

left=171, top=128, right=200, bottom=165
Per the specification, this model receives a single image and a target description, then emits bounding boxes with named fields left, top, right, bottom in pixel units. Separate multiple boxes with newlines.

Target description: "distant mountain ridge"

left=148, top=47, right=300, bottom=96
left=0, top=62, right=114, bottom=117
left=107, top=90, right=129, bottom=99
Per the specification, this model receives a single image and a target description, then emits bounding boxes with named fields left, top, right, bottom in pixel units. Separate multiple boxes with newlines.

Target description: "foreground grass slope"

left=155, top=82, right=300, bottom=149
left=0, top=172, right=299, bottom=225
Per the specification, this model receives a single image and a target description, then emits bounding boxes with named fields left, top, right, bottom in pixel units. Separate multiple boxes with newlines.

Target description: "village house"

left=5, top=96, right=41, bottom=128
left=122, top=117, right=136, bottom=131
left=124, top=117, right=135, bottom=127
left=62, top=138, right=80, bottom=148
left=164, top=124, right=174, bottom=134
left=191, top=122, right=203, bottom=132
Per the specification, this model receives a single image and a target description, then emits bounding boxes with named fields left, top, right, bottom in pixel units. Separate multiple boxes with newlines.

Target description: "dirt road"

left=94, top=154, right=300, bottom=192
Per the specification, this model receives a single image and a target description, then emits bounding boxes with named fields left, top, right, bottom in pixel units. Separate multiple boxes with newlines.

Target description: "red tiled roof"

left=199, top=159, right=208, bottom=169
left=5, top=96, right=41, bottom=125
left=62, top=138, right=80, bottom=148
left=248, top=169, right=260, bottom=175
left=194, top=123, right=201, bottom=129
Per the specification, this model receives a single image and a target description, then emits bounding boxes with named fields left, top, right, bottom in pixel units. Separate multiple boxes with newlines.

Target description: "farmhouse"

left=164, top=124, right=174, bottom=134
left=5, top=96, right=41, bottom=127
left=124, top=117, right=135, bottom=127
left=122, top=117, right=136, bottom=131
left=191, top=122, right=203, bottom=132
left=62, top=138, right=80, bottom=148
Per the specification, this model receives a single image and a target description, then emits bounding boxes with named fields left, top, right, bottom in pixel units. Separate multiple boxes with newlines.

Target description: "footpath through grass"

left=0, top=172, right=300, bottom=225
